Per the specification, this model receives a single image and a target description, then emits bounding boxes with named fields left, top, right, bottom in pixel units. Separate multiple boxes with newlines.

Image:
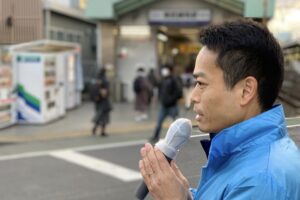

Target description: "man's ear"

left=240, top=76, right=258, bottom=106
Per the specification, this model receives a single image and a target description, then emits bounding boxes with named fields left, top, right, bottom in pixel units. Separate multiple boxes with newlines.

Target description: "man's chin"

left=197, top=124, right=210, bottom=134
left=197, top=124, right=218, bottom=134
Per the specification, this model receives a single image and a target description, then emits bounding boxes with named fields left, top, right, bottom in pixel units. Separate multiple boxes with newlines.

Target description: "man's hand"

left=139, top=143, right=191, bottom=200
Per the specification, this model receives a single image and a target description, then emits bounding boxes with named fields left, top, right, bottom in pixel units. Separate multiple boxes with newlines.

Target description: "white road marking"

left=286, top=116, right=300, bottom=120
left=50, top=150, right=141, bottom=182
left=287, top=124, right=300, bottom=128
left=0, top=126, right=297, bottom=162
left=0, top=151, right=47, bottom=161
left=0, top=127, right=296, bottom=159
left=0, top=139, right=147, bottom=161
left=191, top=133, right=209, bottom=138
left=73, top=139, right=147, bottom=152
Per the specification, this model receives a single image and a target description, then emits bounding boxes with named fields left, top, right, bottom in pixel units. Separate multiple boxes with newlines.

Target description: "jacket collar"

left=208, top=104, right=287, bottom=161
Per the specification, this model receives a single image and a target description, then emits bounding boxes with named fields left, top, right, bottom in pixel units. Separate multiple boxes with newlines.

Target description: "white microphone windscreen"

left=155, top=118, right=192, bottom=159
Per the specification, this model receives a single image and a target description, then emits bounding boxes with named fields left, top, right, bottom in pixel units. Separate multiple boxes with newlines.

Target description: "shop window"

left=57, top=31, right=64, bottom=40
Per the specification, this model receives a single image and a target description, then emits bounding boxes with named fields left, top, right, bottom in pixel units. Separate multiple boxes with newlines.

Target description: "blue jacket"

left=191, top=105, right=300, bottom=200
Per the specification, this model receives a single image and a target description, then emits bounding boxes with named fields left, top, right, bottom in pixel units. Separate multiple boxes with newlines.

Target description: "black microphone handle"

left=135, top=155, right=172, bottom=200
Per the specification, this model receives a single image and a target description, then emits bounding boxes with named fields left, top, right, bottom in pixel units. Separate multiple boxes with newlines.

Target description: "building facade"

left=87, top=0, right=259, bottom=102
left=0, top=0, right=43, bottom=44
left=44, top=0, right=97, bottom=83
left=0, top=0, right=97, bottom=93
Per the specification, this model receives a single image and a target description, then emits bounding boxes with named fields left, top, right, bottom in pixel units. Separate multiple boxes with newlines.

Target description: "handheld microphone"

left=135, top=118, right=192, bottom=200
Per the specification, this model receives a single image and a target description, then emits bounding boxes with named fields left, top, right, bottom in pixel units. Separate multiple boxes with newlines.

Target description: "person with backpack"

left=133, top=67, right=152, bottom=121
left=149, top=65, right=183, bottom=142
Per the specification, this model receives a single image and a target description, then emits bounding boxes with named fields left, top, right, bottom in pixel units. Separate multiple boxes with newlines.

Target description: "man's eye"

left=195, top=81, right=206, bottom=88
left=196, top=81, right=204, bottom=86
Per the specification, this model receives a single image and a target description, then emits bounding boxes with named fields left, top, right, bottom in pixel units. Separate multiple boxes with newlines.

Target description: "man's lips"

left=195, top=114, right=203, bottom=121
left=194, top=109, right=204, bottom=121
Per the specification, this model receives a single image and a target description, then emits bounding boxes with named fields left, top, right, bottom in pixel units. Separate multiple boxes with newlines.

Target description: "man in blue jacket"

left=139, top=19, right=300, bottom=200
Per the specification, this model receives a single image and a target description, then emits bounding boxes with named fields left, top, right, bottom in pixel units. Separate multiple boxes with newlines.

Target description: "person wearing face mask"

left=149, top=65, right=183, bottom=143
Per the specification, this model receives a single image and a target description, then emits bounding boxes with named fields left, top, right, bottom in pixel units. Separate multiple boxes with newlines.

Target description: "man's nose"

left=190, top=87, right=198, bottom=104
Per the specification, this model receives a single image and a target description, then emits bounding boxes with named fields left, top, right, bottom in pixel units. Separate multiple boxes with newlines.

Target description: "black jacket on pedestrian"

left=90, top=77, right=112, bottom=125
left=159, top=76, right=182, bottom=108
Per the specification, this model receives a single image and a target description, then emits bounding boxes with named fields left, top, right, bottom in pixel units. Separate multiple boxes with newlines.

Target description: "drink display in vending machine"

left=0, top=48, right=16, bottom=128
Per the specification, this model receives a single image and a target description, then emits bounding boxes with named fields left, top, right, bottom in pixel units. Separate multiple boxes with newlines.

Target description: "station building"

left=86, top=0, right=275, bottom=102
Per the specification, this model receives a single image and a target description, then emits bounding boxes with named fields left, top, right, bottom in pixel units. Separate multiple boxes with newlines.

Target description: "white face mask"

left=161, top=68, right=170, bottom=77
left=138, top=71, right=145, bottom=76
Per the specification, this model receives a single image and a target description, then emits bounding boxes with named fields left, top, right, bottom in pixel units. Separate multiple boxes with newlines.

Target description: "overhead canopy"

left=114, top=0, right=159, bottom=17
left=10, top=40, right=80, bottom=53
left=85, top=0, right=276, bottom=20
left=85, top=0, right=122, bottom=20
left=203, top=0, right=243, bottom=15
left=17, top=44, right=75, bottom=53
left=86, top=0, right=245, bottom=20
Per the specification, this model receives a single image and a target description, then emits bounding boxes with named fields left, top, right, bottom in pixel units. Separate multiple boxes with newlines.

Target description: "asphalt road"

left=0, top=126, right=298, bottom=200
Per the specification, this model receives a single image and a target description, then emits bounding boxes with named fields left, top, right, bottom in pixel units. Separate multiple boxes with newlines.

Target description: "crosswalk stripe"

left=0, top=140, right=147, bottom=161
left=49, top=150, right=142, bottom=182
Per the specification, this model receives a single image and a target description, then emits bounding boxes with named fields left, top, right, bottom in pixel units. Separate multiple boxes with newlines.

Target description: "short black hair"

left=137, top=67, right=145, bottom=72
left=200, top=19, right=284, bottom=110
left=97, top=68, right=106, bottom=79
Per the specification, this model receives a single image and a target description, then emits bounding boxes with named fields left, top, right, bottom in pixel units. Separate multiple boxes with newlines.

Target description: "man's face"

left=191, top=46, right=243, bottom=133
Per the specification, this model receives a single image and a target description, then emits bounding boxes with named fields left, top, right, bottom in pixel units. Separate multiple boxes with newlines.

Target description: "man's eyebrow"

left=193, top=71, right=206, bottom=78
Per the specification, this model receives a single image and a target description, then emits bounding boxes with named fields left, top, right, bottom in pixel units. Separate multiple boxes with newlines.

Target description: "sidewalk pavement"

left=0, top=101, right=299, bottom=144
left=0, top=101, right=195, bottom=144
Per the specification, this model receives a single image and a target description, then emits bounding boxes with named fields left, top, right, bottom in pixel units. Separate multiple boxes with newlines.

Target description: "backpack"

left=174, top=77, right=183, bottom=99
left=160, top=76, right=183, bottom=107
left=133, top=77, right=142, bottom=93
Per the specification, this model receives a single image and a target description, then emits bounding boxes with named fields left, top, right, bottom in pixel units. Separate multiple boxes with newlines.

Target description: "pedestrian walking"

left=133, top=67, right=152, bottom=121
left=149, top=66, right=183, bottom=142
left=91, top=68, right=112, bottom=137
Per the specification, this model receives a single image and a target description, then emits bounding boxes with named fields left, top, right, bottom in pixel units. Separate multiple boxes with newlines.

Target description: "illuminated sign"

left=149, top=9, right=211, bottom=25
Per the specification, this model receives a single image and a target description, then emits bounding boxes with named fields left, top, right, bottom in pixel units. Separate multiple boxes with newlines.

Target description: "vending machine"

left=60, top=49, right=83, bottom=110
left=8, top=40, right=83, bottom=124
left=0, top=47, right=16, bottom=128
left=15, top=52, right=65, bottom=123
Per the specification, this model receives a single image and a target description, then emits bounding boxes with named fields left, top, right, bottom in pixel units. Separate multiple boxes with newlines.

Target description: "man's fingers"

left=170, top=160, right=181, bottom=177
left=171, top=161, right=189, bottom=188
left=139, top=160, right=150, bottom=182
left=154, top=147, right=171, bottom=172
left=141, top=146, right=154, bottom=175
left=145, top=143, right=161, bottom=173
